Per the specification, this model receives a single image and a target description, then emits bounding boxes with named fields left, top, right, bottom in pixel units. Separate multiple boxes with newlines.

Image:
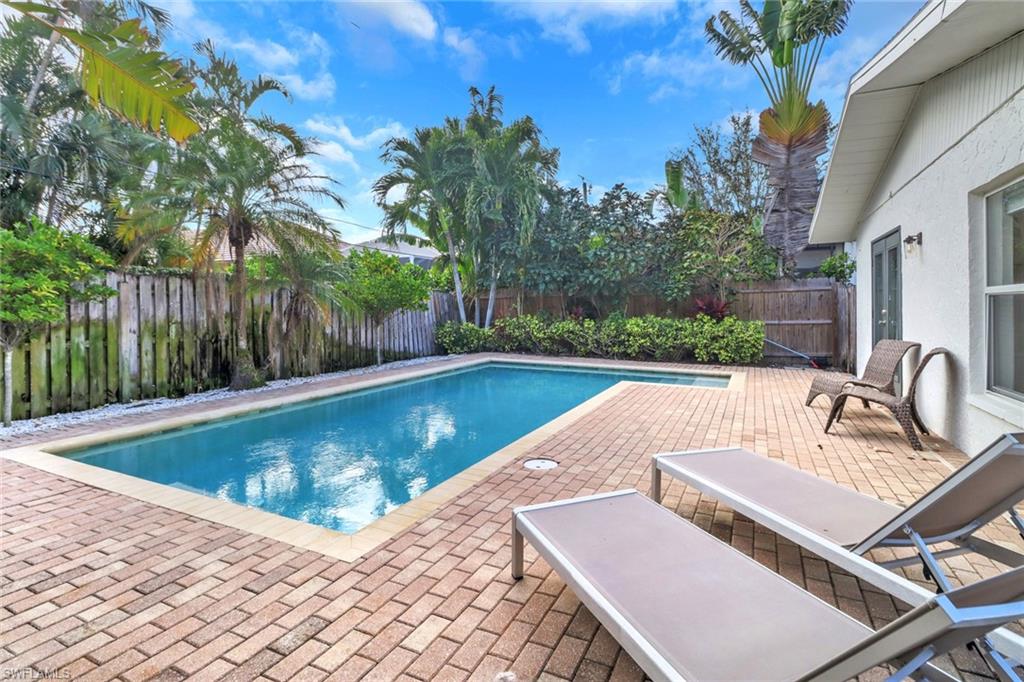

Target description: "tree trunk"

left=229, top=241, right=261, bottom=389
left=752, top=108, right=830, bottom=270
left=375, top=321, right=384, bottom=365
left=474, top=297, right=481, bottom=326
left=25, top=20, right=63, bottom=113
left=3, top=348, right=12, bottom=427
left=445, top=231, right=467, bottom=323
left=484, top=265, right=499, bottom=329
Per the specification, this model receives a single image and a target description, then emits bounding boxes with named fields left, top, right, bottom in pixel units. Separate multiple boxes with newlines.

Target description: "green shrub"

left=493, top=314, right=547, bottom=353
left=435, top=321, right=495, bottom=354
left=546, top=317, right=598, bottom=356
left=818, top=252, right=856, bottom=285
left=434, top=313, right=764, bottom=364
left=682, top=314, right=765, bottom=364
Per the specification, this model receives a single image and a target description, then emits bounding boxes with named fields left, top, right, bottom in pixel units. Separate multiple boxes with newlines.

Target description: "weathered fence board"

left=118, top=279, right=140, bottom=402
left=69, top=300, right=89, bottom=412
left=4, top=272, right=458, bottom=421
left=88, top=298, right=106, bottom=407
left=104, top=272, right=121, bottom=404
left=50, top=322, right=68, bottom=414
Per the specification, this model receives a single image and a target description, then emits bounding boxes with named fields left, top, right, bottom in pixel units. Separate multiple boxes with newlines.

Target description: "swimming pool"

left=66, top=362, right=727, bottom=533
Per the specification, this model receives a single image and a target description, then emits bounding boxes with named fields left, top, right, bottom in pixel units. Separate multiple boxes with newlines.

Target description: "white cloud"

left=443, top=27, right=486, bottom=81
left=338, top=0, right=438, bottom=41
left=305, top=116, right=408, bottom=151
left=166, top=2, right=300, bottom=70
left=500, top=1, right=677, bottom=53
left=313, top=141, right=360, bottom=172
left=224, top=37, right=296, bottom=70
left=274, top=71, right=337, bottom=101
left=612, top=43, right=747, bottom=101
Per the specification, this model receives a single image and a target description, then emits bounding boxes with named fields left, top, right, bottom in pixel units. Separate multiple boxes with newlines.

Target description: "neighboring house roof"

left=343, top=238, right=441, bottom=263
left=180, top=230, right=353, bottom=263
left=809, top=0, right=1024, bottom=244
left=180, top=230, right=279, bottom=263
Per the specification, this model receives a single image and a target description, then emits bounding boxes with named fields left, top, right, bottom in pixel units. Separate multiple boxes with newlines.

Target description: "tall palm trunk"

left=25, top=19, right=63, bottom=113
left=375, top=320, right=384, bottom=365
left=752, top=110, right=830, bottom=271
left=445, top=230, right=467, bottom=323
left=484, top=263, right=500, bottom=328
left=3, top=347, right=13, bottom=427
left=229, top=238, right=261, bottom=389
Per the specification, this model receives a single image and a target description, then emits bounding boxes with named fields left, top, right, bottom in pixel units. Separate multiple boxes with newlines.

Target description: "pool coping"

left=1, top=355, right=740, bottom=562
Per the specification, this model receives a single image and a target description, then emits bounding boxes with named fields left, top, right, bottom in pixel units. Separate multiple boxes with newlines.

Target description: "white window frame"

left=983, top=176, right=1024, bottom=404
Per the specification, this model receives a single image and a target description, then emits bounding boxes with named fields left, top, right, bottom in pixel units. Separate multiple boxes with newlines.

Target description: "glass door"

left=872, top=229, right=902, bottom=345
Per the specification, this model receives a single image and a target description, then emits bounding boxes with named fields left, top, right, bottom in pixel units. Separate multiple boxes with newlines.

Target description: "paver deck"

left=1, top=354, right=1018, bottom=681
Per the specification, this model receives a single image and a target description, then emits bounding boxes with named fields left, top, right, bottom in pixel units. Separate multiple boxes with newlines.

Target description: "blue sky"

left=161, top=0, right=923, bottom=243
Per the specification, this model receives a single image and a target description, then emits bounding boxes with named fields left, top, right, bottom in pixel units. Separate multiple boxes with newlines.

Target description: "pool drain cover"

left=524, top=458, right=558, bottom=471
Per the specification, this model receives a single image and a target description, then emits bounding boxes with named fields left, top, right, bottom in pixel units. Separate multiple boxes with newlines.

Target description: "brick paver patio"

left=1, top=356, right=1018, bottom=680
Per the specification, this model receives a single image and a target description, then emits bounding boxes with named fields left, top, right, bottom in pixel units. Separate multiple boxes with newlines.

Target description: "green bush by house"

left=435, top=314, right=765, bottom=364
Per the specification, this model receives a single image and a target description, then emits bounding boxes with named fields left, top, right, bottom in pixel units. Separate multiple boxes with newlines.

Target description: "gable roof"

left=343, top=238, right=441, bottom=261
left=809, top=0, right=1024, bottom=243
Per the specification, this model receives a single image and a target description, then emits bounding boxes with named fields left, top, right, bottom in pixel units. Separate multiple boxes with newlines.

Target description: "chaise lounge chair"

left=805, top=339, right=920, bottom=407
left=826, top=347, right=951, bottom=450
left=511, top=489, right=1024, bottom=681
left=650, top=432, right=1024, bottom=663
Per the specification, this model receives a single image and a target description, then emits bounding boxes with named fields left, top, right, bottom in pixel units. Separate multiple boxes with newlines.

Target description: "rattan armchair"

left=825, top=347, right=951, bottom=450
left=805, top=339, right=921, bottom=407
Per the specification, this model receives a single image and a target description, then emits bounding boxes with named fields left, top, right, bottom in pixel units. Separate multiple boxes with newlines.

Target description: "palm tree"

left=706, top=0, right=850, bottom=266
left=124, top=44, right=344, bottom=389
left=374, top=123, right=472, bottom=323
left=466, top=116, right=559, bottom=327
left=247, top=246, right=348, bottom=378
left=0, top=8, right=180, bottom=230
left=3, top=0, right=199, bottom=143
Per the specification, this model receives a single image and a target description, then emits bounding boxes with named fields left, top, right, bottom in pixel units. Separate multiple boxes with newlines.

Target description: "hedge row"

left=435, top=313, right=765, bottom=364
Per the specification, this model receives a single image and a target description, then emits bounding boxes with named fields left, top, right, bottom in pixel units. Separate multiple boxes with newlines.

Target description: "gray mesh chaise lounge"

left=511, top=489, right=1024, bottom=681
left=805, top=339, right=920, bottom=406
left=651, top=433, right=1024, bottom=663
left=826, top=347, right=951, bottom=450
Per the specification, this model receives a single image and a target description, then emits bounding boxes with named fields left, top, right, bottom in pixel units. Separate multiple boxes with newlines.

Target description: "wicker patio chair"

left=825, top=347, right=951, bottom=450
left=805, top=339, right=921, bottom=407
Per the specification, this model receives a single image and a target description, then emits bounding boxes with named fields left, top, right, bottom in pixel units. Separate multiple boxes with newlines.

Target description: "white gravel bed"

left=1, top=355, right=462, bottom=439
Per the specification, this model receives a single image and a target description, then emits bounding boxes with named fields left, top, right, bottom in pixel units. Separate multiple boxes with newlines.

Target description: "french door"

left=872, top=230, right=902, bottom=345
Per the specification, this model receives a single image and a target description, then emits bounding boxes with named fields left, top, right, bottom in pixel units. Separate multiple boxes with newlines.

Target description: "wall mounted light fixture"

left=903, top=231, right=923, bottom=254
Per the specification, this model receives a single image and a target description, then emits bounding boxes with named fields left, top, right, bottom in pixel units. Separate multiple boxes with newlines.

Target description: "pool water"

left=67, top=362, right=726, bottom=533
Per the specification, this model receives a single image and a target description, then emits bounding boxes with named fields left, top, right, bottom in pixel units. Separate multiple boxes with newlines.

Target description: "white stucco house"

left=809, top=0, right=1024, bottom=454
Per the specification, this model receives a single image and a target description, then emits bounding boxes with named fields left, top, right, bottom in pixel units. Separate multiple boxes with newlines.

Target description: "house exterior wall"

left=852, top=33, right=1024, bottom=454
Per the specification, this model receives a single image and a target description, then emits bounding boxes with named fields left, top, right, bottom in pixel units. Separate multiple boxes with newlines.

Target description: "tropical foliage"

left=341, top=249, right=431, bottom=365
left=0, top=218, right=114, bottom=424
left=436, top=313, right=765, bottom=364
left=669, top=112, right=767, bottom=222
left=818, top=251, right=856, bottom=284
left=247, top=247, right=348, bottom=378
left=375, top=87, right=558, bottom=329
left=122, top=44, right=345, bottom=388
left=706, top=0, right=851, bottom=265
left=2, top=0, right=199, bottom=142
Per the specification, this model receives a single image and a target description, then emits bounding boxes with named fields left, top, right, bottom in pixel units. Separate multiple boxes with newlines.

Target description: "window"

left=985, top=178, right=1024, bottom=401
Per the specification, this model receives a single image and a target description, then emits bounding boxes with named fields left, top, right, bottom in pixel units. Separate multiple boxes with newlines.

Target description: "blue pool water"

left=67, top=362, right=725, bottom=533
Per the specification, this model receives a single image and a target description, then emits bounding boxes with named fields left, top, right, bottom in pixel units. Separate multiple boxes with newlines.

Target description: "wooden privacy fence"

left=1, top=272, right=458, bottom=421
left=489, top=278, right=856, bottom=370
left=731, top=279, right=855, bottom=370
